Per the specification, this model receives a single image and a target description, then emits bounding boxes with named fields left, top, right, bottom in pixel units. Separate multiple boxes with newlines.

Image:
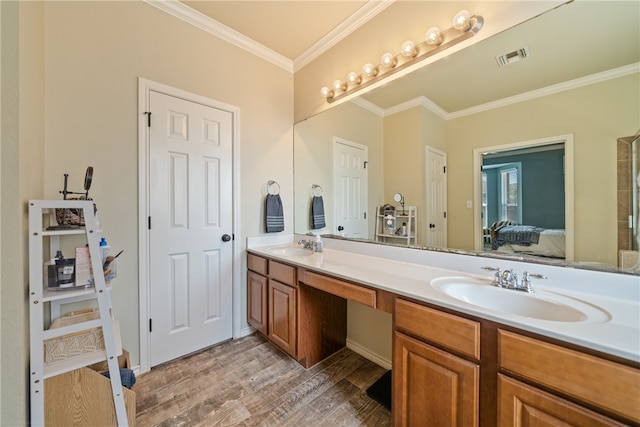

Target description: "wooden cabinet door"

left=268, top=280, right=297, bottom=357
left=247, top=271, right=267, bottom=334
left=393, top=331, right=479, bottom=427
left=498, top=375, right=627, bottom=426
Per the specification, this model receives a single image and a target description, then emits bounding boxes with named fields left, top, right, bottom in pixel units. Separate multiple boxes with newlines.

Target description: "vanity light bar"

left=321, top=10, right=484, bottom=103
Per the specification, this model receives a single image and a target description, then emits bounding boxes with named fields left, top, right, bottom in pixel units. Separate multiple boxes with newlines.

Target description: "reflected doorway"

left=473, top=135, right=574, bottom=262
left=333, top=137, right=368, bottom=238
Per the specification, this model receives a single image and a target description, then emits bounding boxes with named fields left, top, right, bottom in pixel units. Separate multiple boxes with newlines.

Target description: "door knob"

left=221, top=234, right=231, bottom=242
left=429, top=224, right=435, bottom=229
left=338, top=226, right=344, bottom=231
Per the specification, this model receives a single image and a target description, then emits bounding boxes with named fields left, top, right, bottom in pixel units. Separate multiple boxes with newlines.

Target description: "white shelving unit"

left=375, top=205, right=417, bottom=246
left=29, top=200, right=128, bottom=426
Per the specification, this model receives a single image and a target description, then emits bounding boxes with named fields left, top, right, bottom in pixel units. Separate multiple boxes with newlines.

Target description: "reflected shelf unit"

left=375, top=205, right=417, bottom=246
left=28, top=200, right=128, bottom=426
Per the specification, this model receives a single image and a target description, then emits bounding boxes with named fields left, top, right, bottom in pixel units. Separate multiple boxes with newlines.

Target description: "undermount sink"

left=430, top=277, right=610, bottom=323
left=267, top=246, right=314, bottom=257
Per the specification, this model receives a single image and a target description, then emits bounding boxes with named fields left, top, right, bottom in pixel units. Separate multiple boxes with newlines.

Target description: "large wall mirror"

left=294, top=1, right=640, bottom=274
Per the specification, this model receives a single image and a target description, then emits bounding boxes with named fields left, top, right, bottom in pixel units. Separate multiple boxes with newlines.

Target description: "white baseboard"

left=236, top=326, right=255, bottom=339
left=346, top=338, right=392, bottom=370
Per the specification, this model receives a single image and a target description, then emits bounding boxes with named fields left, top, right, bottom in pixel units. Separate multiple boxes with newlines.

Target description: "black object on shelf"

left=366, top=370, right=391, bottom=410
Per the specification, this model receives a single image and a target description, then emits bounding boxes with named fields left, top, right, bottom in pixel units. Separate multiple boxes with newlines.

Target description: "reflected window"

left=499, top=165, right=521, bottom=223
left=481, top=172, right=488, bottom=228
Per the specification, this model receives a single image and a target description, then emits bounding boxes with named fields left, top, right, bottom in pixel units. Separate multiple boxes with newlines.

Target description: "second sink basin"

left=431, top=277, right=610, bottom=323
left=267, top=246, right=314, bottom=257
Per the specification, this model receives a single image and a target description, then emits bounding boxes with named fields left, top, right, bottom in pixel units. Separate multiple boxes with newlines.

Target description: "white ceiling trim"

left=447, top=63, right=640, bottom=120
left=351, top=97, right=386, bottom=117
left=143, top=0, right=294, bottom=72
left=373, top=63, right=640, bottom=120
left=293, top=0, right=396, bottom=72
left=144, top=0, right=395, bottom=75
left=384, top=96, right=448, bottom=119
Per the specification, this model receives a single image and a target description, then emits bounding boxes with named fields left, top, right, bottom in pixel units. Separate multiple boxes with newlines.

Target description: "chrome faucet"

left=520, top=271, right=547, bottom=293
left=482, top=267, right=547, bottom=293
left=500, top=269, right=518, bottom=288
left=297, top=239, right=314, bottom=250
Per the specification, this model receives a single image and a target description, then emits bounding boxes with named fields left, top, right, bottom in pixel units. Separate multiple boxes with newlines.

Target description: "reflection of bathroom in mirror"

left=294, top=1, right=639, bottom=274
left=394, top=193, right=405, bottom=215
left=475, top=138, right=568, bottom=261
left=618, top=131, right=640, bottom=271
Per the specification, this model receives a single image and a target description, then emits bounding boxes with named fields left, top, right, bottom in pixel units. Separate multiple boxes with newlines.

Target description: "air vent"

left=496, top=46, right=530, bottom=67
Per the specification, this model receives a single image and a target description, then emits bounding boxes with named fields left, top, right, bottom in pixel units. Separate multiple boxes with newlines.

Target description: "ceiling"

left=182, top=0, right=374, bottom=63
left=162, top=1, right=638, bottom=113
left=361, top=0, right=640, bottom=113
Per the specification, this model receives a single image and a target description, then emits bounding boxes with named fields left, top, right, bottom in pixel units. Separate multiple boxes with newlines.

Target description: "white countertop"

left=248, top=236, right=640, bottom=363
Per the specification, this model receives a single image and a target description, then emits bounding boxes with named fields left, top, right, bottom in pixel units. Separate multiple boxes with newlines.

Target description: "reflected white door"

left=426, top=146, right=447, bottom=247
left=149, top=90, right=233, bottom=366
left=333, top=138, right=368, bottom=238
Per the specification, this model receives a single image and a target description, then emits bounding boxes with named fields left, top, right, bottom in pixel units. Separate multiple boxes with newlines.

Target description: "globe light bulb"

left=453, top=10, right=471, bottom=30
left=362, top=63, right=377, bottom=77
left=347, top=72, right=361, bottom=85
left=320, top=86, right=332, bottom=98
left=332, top=80, right=345, bottom=92
left=401, top=40, right=417, bottom=57
left=381, top=52, right=396, bottom=68
left=425, top=27, right=442, bottom=45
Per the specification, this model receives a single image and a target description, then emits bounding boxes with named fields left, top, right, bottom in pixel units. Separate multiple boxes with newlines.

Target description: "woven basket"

left=44, top=309, right=105, bottom=364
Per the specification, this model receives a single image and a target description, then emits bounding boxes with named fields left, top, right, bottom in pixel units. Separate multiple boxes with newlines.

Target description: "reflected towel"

left=311, top=196, right=326, bottom=229
left=265, top=194, right=284, bottom=232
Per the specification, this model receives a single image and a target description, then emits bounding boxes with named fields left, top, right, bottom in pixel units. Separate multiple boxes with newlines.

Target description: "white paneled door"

left=148, top=90, right=233, bottom=366
left=426, top=146, right=447, bottom=248
left=333, top=138, right=368, bottom=238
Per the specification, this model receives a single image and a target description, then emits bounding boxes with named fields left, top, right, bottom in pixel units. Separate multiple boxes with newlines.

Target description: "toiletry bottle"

left=315, top=234, right=323, bottom=252
left=402, top=222, right=407, bottom=236
left=99, top=237, right=110, bottom=264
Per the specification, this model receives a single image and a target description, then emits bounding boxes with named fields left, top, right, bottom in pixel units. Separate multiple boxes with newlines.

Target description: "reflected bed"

left=492, top=225, right=565, bottom=259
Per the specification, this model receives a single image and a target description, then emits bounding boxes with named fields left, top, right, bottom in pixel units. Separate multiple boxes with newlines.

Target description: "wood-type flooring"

left=135, top=333, right=392, bottom=426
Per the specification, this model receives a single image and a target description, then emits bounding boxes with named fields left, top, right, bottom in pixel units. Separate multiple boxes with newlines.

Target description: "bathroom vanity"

left=246, top=237, right=639, bottom=426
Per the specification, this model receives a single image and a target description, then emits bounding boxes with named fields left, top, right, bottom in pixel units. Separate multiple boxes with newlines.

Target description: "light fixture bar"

left=322, top=13, right=484, bottom=103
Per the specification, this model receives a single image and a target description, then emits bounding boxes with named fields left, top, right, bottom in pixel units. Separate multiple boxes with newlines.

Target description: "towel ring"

left=312, top=184, right=323, bottom=197
left=267, top=180, right=280, bottom=195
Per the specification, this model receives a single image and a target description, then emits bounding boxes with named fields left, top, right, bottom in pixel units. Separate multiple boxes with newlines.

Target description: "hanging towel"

left=311, top=196, right=326, bottom=229
left=265, top=194, right=284, bottom=232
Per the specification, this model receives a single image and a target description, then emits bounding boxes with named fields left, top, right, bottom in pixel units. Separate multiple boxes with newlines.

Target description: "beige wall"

left=383, top=106, right=447, bottom=246
left=384, top=108, right=423, bottom=232
left=294, top=1, right=564, bottom=122
left=1, top=1, right=45, bottom=424
left=447, top=74, right=639, bottom=265
left=42, top=0, right=293, bottom=366
left=4, top=1, right=293, bottom=423
left=294, top=102, right=383, bottom=237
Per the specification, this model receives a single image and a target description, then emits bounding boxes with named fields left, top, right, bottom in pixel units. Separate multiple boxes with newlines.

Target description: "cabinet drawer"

left=498, top=375, right=626, bottom=426
left=498, top=330, right=640, bottom=423
left=395, top=299, right=480, bottom=360
left=270, top=261, right=296, bottom=287
left=247, top=253, right=268, bottom=275
left=300, top=270, right=376, bottom=308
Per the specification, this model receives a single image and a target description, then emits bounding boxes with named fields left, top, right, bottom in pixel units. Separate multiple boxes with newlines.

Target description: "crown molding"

left=144, top=0, right=395, bottom=75
left=293, top=0, right=396, bottom=72
left=447, top=62, right=640, bottom=120
left=384, top=96, right=448, bottom=119
left=350, top=96, right=386, bottom=117
left=143, top=0, right=293, bottom=72
left=375, top=63, right=639, bottom=120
